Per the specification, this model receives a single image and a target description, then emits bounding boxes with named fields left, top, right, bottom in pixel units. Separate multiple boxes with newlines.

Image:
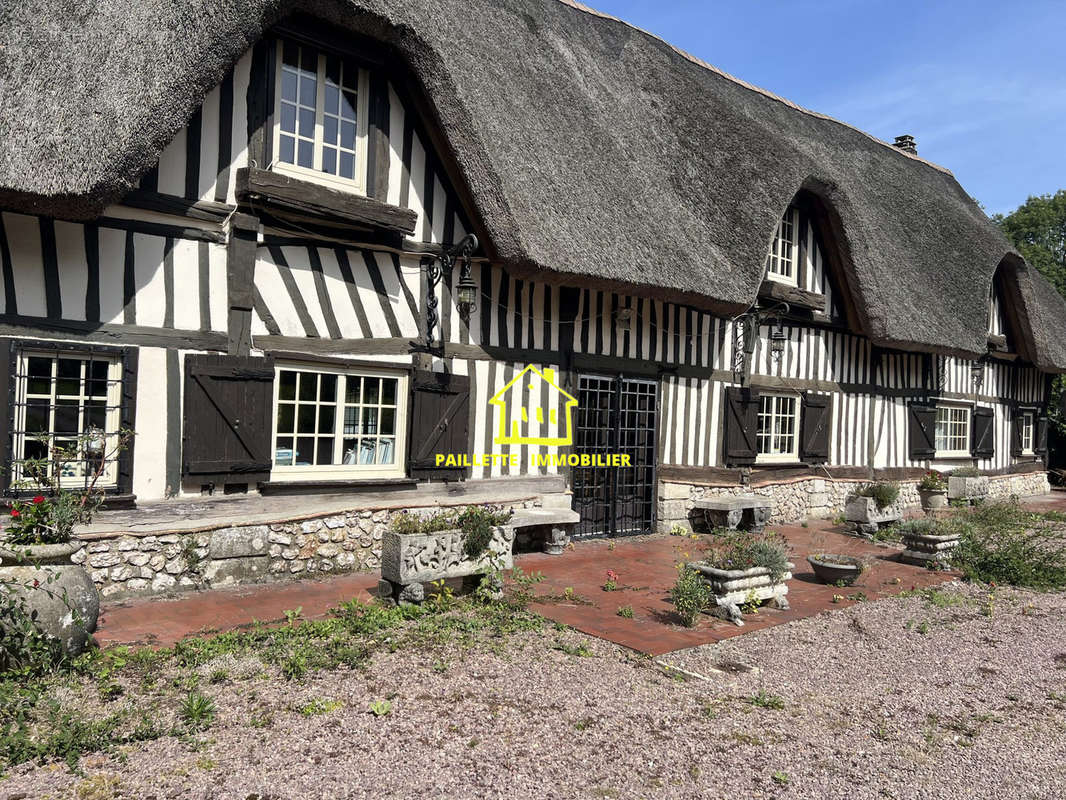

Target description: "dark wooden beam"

left=236, top=167, right=418, bottom=237
left=758, top=279, right=827, bottom=312
left=120, top=189, right=234, bottom=224
left=0, top=316, right=227, bottom=351
left=227, top=212, right=258, bottom=356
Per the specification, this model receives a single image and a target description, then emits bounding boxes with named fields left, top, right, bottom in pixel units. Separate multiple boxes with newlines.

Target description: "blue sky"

left=591, top=0, right=1065, bottom=216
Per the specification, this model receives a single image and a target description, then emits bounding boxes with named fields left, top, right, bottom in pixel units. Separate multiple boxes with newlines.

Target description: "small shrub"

left=702, top=531, right=789, bottom=582
left=857, top=481, right=899, bottom=510
left=179, top=691, right=216, bottom=729
left=951, top=502, right=1066, bottom=589
left=670, top=565, right=711, bottom=627
left=918, top=471, right=947, bottom=491
left=616, top=605, right=634, bottom=618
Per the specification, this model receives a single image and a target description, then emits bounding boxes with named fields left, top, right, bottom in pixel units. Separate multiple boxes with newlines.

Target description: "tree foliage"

left=992, top=190, right=1066, bottom=295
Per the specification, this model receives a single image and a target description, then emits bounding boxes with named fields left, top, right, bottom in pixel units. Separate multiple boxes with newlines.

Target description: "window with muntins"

left=271, top=365, right=407, bottom=478
left=765, top=207, right=798, bottom=285
left=756, top=393, right=799, bottom=462
left=11, top=351, right=123, bottom=488
left=274, top=39, right=370, bottom=193
left=1020, top=411, right=1035, bottom=455
left=934, top=404, right=971, bottom=457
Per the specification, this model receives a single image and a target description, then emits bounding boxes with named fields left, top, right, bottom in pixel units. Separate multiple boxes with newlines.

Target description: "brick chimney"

left=893, top=134, right=917, bottom=154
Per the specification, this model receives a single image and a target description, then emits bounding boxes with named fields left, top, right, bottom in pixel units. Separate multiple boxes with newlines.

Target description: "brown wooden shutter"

left=182, top=355, right=275, bottom=483
left=117, top=347, right=139, bottom=494
left=800, top=392, right=831, bottom=464
left=408, top=370, right=471, bottom=479
left=1009, top=410, right=1023, bottom=457
left=908, top=403, right=937, bottom=460
left=724, top=387, right=758, bottom=466
left=971, top=406, right=994, bottom=459
left=1036, top=415, right=1049, bottom=457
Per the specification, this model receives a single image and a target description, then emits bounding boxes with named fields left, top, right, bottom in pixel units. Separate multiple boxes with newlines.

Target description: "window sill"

left=258, top=477, right=417, bottom=496
left=235, top=167, right=418, bottom=238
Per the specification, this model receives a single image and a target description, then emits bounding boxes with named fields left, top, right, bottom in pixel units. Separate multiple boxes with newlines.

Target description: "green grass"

left=0, top=576, right=545, bottom=775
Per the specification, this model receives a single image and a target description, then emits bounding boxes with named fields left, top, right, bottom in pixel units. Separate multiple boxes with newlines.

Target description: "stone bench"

left=693, top=496, right=772, bottom=533
left=508, top=507, right=580, bottom=555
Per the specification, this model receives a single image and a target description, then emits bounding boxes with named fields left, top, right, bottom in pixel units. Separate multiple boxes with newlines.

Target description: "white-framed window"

left=934, top=404, right=971, bottom=458
left=765, top=207, right=798, bottom=286
left=273, top=39, right=370, bottom=194
left=1019, top=410, right=1035, bottom=455
left=271, top=363, right=407, bottom=479
left=11, top=350, right=124, bottom=488
left=756, top=393, right=799, bottom=463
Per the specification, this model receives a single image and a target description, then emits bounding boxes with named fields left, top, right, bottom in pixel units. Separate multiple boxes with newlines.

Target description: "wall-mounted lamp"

left=971, top=358, right=985, bottom=390
left=422, top=233, right=479, bottom=346
left=770, top=322, right=788, bottom=359
left=614, top=306, right=633, bottom=332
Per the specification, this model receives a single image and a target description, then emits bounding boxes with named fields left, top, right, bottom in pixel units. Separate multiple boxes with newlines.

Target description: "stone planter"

left=379, top=526, right=515, bottom=603
left=948, top=476, right=988, bottom=502
left=919, top=488, right=949, bottom=511
left=0, top=541, right=99, bottom=656
left=844, top=495, right=901, bottom=537
left=688, top=561, right=794, bottom=626
left=900, top=530, right=960, bottom=568
left=807, top=554, right=864, bottom=586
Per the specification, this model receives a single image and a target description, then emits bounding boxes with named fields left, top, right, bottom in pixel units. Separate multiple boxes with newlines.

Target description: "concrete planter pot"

left=688, top=561, right=794, bottom=626
left=807, top=554, right=864, bottom=586
left=379, top=526, right=515, bottom=603
left=0, top=541, right=99, bottom=657
left=948, top=476, right=988, bottom=501
left=900, top=530, right=960, bottom=568
left=919, top=489, right=949, bottom=511
left=844, top=495, right=901, bottom=537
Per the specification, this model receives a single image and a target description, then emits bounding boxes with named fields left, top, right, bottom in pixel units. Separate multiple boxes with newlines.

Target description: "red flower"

left=32, top=579, right=39, bottom=588
left=606, top=570, right=618, bottom=581
left=32, top=495, right=44, bottom=504
left=10, top=510, right=19, bottom=518
left=989, top=581, right=996, bottom=588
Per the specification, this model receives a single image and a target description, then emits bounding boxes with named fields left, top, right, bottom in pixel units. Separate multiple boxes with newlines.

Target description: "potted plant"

left=0, top=428, right=132, bottom=663
left=844, top=482, right=901, bottom=537
left=684, top=532, right=793, bottom=626
left=947, top=467, right=988, bottom=504
left=807, top=553, right=865, bottom=586
left=917, top=471, right=949, bottom=511
left=898, top=519, right=961, bottom=568
left=380, top=506, right=514, bottom=603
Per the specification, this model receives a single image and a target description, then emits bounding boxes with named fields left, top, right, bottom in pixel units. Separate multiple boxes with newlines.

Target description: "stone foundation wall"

left=658, top=471, right=1051, bottom=533
left=73, top=500, right=542, bottom=600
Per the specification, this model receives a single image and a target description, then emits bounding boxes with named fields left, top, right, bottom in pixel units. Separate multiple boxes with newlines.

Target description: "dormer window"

left=765, top=207, right=799, bottom=286
left=273, top=39, right=370, bottom=193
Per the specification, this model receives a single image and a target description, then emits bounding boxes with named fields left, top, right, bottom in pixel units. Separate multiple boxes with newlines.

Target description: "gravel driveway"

left=4, top=582, right=1065, bottom=800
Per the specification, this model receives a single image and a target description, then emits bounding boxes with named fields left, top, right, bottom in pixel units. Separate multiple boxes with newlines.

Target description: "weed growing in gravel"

left=300, top=698, right=342, bottom=716
left=748, top=690, right=785, bottom=710
left=369, top=700, right=393, bottom=717
left=179, top=691, right=217, bottom=730
left=771, top=770, right=790, bottom=785
left=553, top=641, right=594, bottom=657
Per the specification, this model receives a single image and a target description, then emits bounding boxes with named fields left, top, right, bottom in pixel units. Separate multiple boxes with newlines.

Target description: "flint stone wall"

left=658, top=472, right=1051, bottom=533
left=73, top=500, right=540, bottom=600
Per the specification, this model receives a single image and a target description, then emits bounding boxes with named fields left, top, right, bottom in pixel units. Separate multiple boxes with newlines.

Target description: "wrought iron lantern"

left=770, top=322, right=788, bottom=359
left=614, top=306, right=633, bottom=331
left=423, top=233, right=479, bottom=344
left=971, top=358, right=985, bottom=389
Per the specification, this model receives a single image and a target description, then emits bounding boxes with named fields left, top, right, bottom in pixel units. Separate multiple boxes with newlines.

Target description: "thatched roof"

left=2, top=0, right=1064, bottom=368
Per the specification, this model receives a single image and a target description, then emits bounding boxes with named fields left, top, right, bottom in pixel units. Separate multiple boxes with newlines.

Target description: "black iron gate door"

left=571, top=374, right=658, bottom=538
